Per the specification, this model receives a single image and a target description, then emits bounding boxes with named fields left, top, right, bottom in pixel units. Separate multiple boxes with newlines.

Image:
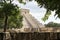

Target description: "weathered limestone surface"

left=8, top=27, right=60, bottom=32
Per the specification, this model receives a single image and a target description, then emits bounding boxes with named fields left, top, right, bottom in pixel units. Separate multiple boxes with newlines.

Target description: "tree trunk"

left=4, top=15, right=8, bottom=32
left=3, top=15, right=8, bottom=40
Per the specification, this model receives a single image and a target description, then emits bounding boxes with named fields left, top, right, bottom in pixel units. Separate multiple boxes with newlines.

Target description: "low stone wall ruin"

left=0, top=27, right=60, bottom=40
left=0, top=32, right=60, bottom=40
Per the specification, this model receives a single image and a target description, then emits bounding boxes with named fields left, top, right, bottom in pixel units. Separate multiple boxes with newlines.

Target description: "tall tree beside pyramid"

left=0, top=0, right=24, bottom=32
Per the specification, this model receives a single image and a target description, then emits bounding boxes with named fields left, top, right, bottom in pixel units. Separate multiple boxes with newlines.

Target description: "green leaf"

left=42, top=10, right=51, bottom=22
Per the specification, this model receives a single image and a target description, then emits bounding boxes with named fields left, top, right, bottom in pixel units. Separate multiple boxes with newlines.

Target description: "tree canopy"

left=35, top=0, right=60, bottom=21
left=45, top=22, right=60, bottom=27
left=0, top=0, right=23, bottom=32
left=0, top=0, right=24, bottom=40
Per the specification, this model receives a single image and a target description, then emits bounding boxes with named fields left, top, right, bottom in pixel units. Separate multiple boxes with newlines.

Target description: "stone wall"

left=0, top=27, right=60, bottom=40
left=0, top=32, right=60, bottom=40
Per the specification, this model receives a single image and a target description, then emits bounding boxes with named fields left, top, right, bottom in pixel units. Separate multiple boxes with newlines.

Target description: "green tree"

left=0, top=0, right=23, bottom=40
left=35, top=0, right=60, bottom=21
left=0, top=0, right=23, bottom=32
left=8, top=14, right=23, bottom=28
left=45, top=22, right=60, bottom=27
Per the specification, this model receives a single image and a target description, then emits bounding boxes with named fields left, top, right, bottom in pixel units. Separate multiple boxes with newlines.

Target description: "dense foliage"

left=35, top=0, right=60, bottom=21
left=0, top=0, right=24, bottom=40
left=45, top=22, right=60, bottom=27
left=0, top=0, right=23, bottom=29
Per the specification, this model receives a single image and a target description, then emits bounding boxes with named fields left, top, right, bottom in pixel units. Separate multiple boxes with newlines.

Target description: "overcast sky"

left=12, top=0, right=60, bottom=24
